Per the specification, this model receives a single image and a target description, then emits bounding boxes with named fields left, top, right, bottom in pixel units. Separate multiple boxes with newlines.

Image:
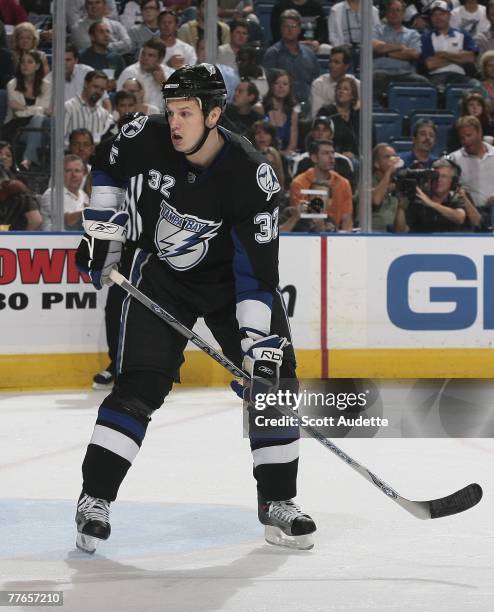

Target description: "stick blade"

left=429, top=483, right=483, bottom=519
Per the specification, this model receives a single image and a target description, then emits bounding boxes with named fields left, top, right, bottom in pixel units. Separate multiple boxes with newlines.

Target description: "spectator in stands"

left=474, top=0, right=494, bottom=54
left=262, top=9, right=320, bottom=115
left=479, top=49, right=494, bottom=106
left=194, top=37, right=239, bottom=102
left=263, top=69, right=300, bottom=154
left=290, top=140, right=353, bottom=231
left=217, top=19, right=249, bottom=70
left=41, top=154, right=89, bottom=231
left=64, top=70, right=113, bottom=146
left=68, top=128, right=95, bottom=196
left=311, top=45, right=359, bottom=118
left=117, top=38, right=173, bottom=110
left=0, top=163, right=42, bottom=229
left=449, top=115, right=494, bottom=215
left=121, top=0, right=164, bottom=32
left=4, top=50, right=51, bottom=171
left=328, top=0, right=380, bottom=48
left=236, top=45, right=269, bottom=99
left=0, top=0, right=28, bottom=25
left=421, top=1, right=479, bottom=89
left=271, top=0, right=329, bottom=51
left=223, top=79, right=262, bottom=135
left=128, top=0, right=161, bottom=51
left=218, top=0, right=256, bottom=24
left=177, top=0, right=230, bottom=48
left=292, top=116, right=355, bottom=186
left=79, top=20, right=126, bottom=85
left=447, top=91, right=494, bottom=151
left=0, top=140, right=29, bottom=186
left=372, top=143, right=407, bottom=232
left=402, top=157, right=467, bottom=231
left=121, top=77, right=160, bottom=114
left=317, top=76, right=360, bottom=159
left=112, top=90, right=137, bottom=121
left=250, top=119, right=280, bottom=151
left=71, top=0, right=132, bottom=54
left=263, top=145, right=286, bottom=191
left=0, top=22, right=15, bottom=89
left=11, top=22, right=49, bottom=75
left=67, top=0, right=119, bottom=31
left=372, top=0, right=431, bottom=99
left=450, top=0, right=489, bottom=36
left=158, top=9, right=196, bottom=69
left=400, top=118, right=438, bottom=168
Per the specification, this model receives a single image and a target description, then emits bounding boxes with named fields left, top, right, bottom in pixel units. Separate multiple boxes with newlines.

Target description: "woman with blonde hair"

left=479, top=49, right=494, bottom=108
left=12, top=22, right=49, bottom=76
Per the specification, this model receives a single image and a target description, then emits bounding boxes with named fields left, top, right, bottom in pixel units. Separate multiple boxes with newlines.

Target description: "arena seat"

left=387, top=84, right=438, bottom=116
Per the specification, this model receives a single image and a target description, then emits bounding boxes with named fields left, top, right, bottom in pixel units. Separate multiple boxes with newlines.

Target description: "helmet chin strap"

left=183, top=121, right=213, bottom=156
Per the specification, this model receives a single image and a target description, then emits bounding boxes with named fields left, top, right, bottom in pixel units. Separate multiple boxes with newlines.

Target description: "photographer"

left=289, top=139, right=353, bottom=231
left=403, top=158, right=467, bottom=232
left=372, top=143, right=408, bottom=232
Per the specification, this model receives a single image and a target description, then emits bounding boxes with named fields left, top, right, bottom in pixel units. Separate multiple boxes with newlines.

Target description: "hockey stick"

left=109, top=269, right=483, bottom=520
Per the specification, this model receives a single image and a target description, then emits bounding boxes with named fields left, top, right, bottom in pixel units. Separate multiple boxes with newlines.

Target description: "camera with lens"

left=394, top=168, right=439, bottom=199
left=308, top=196, right=325, bottom=214
left=300, top=188, right=329, bottom=218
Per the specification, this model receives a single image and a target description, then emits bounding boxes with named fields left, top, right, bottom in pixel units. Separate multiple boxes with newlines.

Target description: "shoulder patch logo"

left=155, top=202, right=222, bottom=271
left=121, top=114, right=149, bottom=139
left=203, top=63, right=216, bottom=76
left=256, top=163, right=281, bottom=201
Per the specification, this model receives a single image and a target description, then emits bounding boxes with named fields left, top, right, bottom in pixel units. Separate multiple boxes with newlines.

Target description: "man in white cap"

left=421, top=0, right=479, bottom=89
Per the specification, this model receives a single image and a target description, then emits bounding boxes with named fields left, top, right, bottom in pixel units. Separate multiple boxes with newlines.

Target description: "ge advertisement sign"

left=387, top=254, right=494, bottom=331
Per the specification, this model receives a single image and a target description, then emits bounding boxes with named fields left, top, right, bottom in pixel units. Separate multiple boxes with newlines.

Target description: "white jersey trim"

left=91, top=186, right=127, bottom=210
left=90, top=424, right=140, bottom=463
left=252, top=440, right=299, bottom=468
left=236, top=299, right=271, bottom=336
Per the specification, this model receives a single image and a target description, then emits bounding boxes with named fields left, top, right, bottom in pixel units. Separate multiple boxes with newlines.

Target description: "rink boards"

left=0, top=233, right=492, bottom=389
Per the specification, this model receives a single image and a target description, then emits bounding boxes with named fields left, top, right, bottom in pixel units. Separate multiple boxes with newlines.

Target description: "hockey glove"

left=230, top=335, right=287, bottom=405
left=76, top=208, right=129, bottom=290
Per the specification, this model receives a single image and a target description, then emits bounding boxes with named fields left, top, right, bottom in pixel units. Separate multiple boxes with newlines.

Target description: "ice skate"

left=92, top=368, right=114, bottom=390
left=258, top=496, right=316, bottom=550
left=75, top=492, right=111, bottom=554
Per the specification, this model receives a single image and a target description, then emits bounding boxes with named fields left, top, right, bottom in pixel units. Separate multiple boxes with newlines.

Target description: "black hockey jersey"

left=91, top=114, right=282, bottom=338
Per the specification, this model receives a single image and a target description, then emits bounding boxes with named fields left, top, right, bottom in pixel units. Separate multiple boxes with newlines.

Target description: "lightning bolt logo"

left=256, top=163, right=281, bottom=201
left=155, top=202, right=222, bottom=271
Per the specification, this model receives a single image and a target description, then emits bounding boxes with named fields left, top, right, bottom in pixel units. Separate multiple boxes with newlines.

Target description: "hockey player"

left=74, top=63, right=316, bottom=553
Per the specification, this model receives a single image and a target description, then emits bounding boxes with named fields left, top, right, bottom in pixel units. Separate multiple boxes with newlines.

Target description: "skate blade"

left=264, top=525, right=314, bottom=550
left=76, top=532, right=101, bottom=554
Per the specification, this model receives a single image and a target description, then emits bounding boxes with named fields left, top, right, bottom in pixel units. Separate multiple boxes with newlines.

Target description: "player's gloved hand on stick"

left=230, top=334, right=287, bottom=404
left=76, top=208, right=129, bottom=290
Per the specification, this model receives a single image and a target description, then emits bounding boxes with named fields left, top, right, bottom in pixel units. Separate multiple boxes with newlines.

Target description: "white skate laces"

left=268, top=500, right=306, bottom=524
left=78, top=494, right=110, bottom=524
left=75, top=494, right=111, bottom=554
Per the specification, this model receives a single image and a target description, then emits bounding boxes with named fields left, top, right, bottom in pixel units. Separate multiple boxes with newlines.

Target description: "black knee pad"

left=105, top=370, right=174, bottom=418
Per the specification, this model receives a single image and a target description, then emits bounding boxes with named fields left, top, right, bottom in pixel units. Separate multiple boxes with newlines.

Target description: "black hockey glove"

left=231, top=335, right=287, bottom=405
left=76, top=208, right=129, bottom=290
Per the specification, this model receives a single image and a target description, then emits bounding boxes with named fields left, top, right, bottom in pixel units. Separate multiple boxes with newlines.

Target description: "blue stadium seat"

left=409, top=111, right=456, bottom=156
left=444, top=84, right=473, bottom=117
left=389, top=138, right=413, bottom=153
left=373, top=111, right=403, bottom=143
left=0, top=90, right=7, bottom=127
left=387, top=84, right=438, bottom=116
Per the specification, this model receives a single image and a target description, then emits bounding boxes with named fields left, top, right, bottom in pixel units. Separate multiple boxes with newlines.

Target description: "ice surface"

left=0, top=388, right=492, bottom=612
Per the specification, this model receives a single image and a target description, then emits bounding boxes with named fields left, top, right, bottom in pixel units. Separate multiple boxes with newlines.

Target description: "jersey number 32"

left=254, top=208, right=279, bottom=244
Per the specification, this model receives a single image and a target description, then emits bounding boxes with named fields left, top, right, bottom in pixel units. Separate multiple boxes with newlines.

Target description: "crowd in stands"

left=0, top=0, right=493, bottom=233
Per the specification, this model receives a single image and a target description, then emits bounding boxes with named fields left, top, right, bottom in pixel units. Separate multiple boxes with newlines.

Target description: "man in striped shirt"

left=64, top=70, right=114, bottom=147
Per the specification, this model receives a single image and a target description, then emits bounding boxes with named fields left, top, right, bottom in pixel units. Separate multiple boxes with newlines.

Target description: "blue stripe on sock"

left=98, top=407, right=147, bottom=441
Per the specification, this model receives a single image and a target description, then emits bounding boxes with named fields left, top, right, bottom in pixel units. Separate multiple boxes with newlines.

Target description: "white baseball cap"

left=430, top=1, right=451, bottom=12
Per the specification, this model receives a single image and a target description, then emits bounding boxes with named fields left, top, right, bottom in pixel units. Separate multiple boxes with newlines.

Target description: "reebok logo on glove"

left=259, top=349, right=283, bottom=361
left=88, top=221, right=126, bottom=235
